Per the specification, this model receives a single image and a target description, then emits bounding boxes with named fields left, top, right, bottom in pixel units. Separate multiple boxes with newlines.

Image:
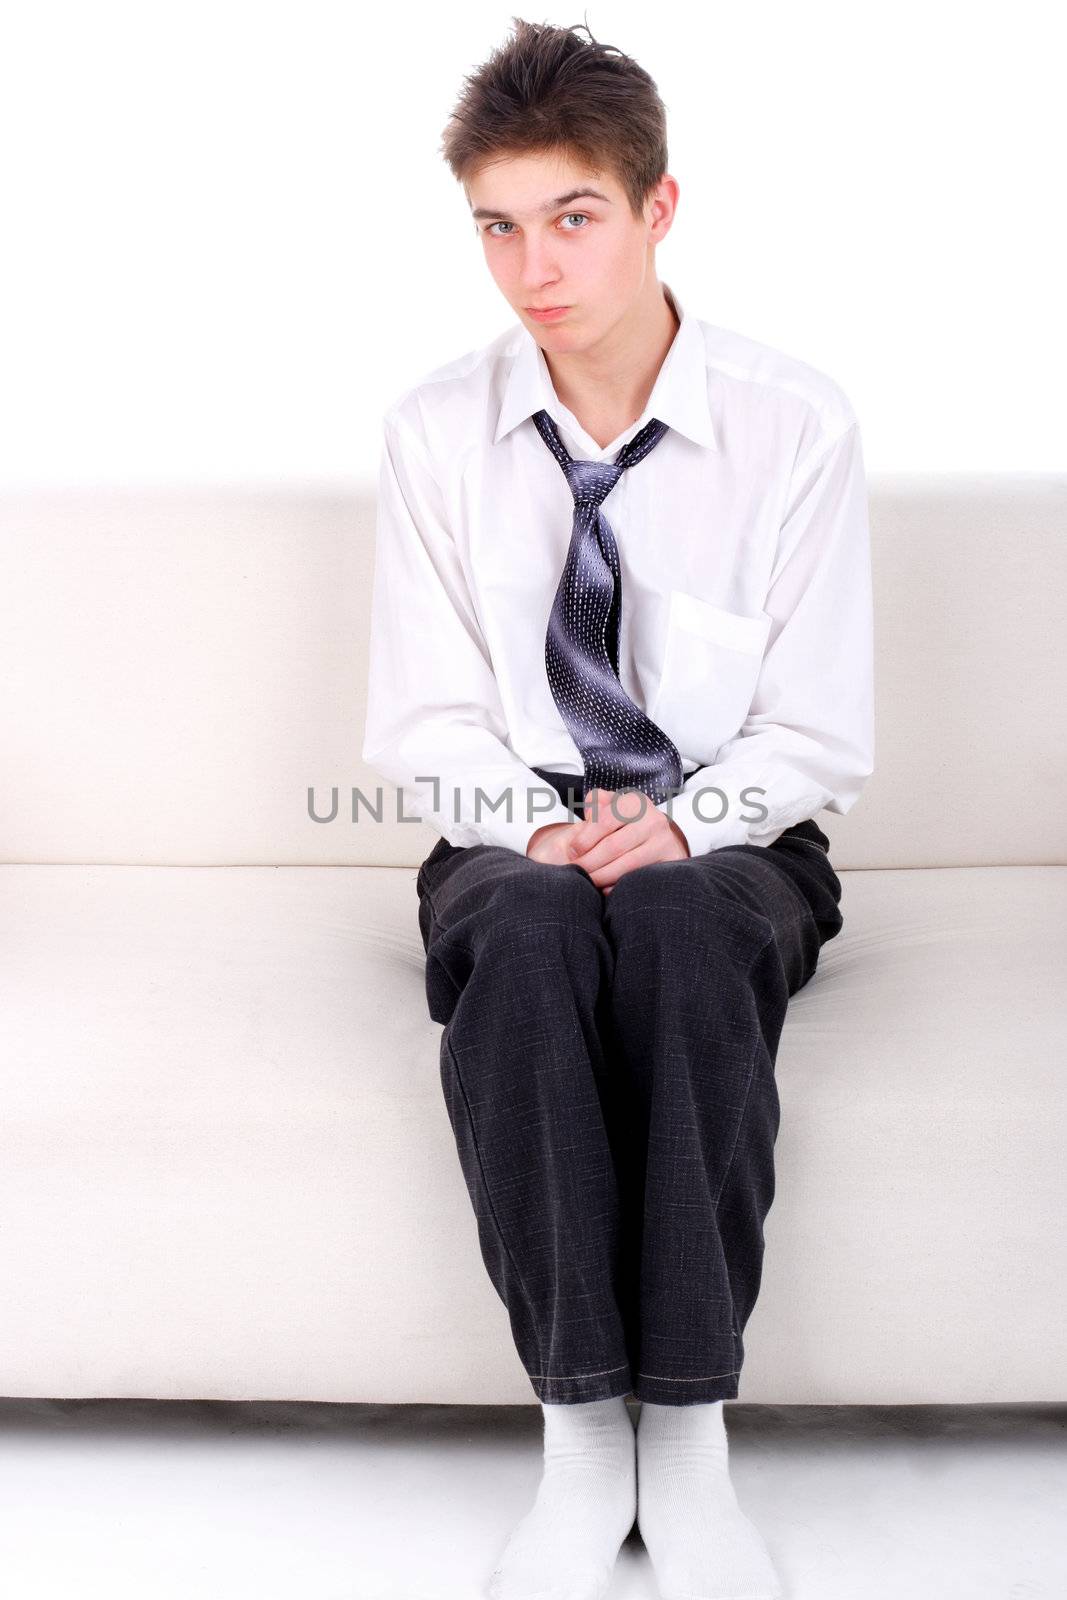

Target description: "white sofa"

left=0, top=475, right=1064, bottom=1405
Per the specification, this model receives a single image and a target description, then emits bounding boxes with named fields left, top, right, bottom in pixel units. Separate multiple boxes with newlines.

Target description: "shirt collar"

left=493, top=281, right=718, bottom=454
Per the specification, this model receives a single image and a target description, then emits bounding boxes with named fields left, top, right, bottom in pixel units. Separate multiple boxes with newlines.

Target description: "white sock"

left=636, top=1400, right=783, bottom=1600
left=488, top=1394, right=637, bottom=1600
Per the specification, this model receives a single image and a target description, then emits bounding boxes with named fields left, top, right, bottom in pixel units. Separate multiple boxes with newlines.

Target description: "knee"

left=604, top=859, right=774, bottom=955
left=601, top=858, right=700, bottom=928
left=481, top=855, right=605, bottom=940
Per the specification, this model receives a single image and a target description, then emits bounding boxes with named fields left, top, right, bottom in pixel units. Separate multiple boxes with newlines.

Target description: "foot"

left=636, top=1399, right=783, bottom=1600
left=487, top=1394, right=637, bottom=1600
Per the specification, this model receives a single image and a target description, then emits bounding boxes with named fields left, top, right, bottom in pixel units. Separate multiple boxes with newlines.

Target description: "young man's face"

left=466, top=148, right=675, bottom=350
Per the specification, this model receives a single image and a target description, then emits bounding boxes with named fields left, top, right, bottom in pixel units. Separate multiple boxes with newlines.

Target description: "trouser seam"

left=788, top=836, right=830, bottom=856
left=528, top=1363, right=631, bottom=1379
left=711, top=933, right=776, bottom=1217
left=443, top=1029, right=544, bottom=1372
left=708, top=931, right=776, bottom=1353
left=637, top=1368, right=740, bottom=1380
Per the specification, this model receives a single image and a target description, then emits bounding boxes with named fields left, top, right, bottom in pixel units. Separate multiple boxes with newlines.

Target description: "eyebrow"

left=470, top=188, right=613, bottom=223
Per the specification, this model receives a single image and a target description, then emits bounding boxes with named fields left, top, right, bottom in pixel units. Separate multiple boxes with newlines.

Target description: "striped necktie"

left=532, top=407, right=684, bottom=805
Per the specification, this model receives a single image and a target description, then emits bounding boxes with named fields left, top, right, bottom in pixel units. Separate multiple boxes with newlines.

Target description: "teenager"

left=361, top=19, right=874, bottom=1600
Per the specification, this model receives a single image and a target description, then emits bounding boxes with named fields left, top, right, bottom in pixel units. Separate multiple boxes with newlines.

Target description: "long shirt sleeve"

left=360, top=408, right=577, bottom=854
left=656, top=419, right=875, bottom=856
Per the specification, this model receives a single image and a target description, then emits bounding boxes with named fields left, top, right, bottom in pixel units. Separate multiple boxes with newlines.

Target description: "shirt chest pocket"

left=646, top=590, right=772, bottom=762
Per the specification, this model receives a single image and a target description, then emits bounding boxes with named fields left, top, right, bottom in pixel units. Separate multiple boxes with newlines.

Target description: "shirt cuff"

left=460, top=781, right=578, bottom=856
left=655, top=785, right=756, bottom=857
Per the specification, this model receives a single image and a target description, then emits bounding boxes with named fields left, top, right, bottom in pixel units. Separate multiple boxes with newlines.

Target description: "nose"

left=519, top=250, right=562, bottom=300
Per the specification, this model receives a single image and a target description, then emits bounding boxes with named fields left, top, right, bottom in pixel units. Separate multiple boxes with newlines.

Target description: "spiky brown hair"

left=440, top=16, right=669, bottom=224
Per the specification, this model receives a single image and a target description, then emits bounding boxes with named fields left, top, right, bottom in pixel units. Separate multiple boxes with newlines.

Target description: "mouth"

left=525, top=305, right=571, bottom=321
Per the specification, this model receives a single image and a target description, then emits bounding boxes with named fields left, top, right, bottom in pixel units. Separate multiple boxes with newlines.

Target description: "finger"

left=573, top=808, right=660, bottom=873
left=588, top=836, right=665, bottom=889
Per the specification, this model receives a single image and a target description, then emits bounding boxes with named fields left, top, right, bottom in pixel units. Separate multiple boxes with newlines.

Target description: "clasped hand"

left=526, top=786, right=689, bottom=892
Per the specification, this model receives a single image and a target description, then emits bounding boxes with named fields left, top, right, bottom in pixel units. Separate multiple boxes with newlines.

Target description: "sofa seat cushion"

left=0, top=862, right=1063, bottom=1402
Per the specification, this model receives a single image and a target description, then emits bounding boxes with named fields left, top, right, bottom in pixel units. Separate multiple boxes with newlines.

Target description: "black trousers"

left=415, top=767, right=844, bottom=1405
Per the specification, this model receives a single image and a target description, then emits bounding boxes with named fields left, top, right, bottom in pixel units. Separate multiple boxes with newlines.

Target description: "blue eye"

left=485, top=213, right=590, bottom=237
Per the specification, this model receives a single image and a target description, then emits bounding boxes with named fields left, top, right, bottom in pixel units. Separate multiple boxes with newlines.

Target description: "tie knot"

left=564, top=457, right=624, bottom=506
left=531, top=408, right=670, bottom=507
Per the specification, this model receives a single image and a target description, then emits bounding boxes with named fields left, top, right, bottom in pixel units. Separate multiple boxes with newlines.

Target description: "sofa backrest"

left=1, top=476, right=1063, bottom=870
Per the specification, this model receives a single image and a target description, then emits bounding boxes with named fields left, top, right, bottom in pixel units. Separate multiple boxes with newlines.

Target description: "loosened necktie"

left=532, top=407, right=684, bottom=806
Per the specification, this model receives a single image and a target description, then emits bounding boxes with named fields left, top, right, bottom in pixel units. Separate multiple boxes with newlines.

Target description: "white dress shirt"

left=361, top=281, right=874, bottom=859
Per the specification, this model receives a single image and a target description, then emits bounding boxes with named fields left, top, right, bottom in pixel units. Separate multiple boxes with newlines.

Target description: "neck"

left=542, top=279, right=680, bottom=444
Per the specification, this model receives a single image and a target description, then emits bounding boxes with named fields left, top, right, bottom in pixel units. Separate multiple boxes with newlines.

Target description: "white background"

left=1, top=0, right=1062, bottom=487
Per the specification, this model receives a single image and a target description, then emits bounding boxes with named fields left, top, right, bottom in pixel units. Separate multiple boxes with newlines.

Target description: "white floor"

left=0, top=1399, right=1062, bottom=1599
